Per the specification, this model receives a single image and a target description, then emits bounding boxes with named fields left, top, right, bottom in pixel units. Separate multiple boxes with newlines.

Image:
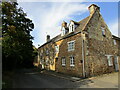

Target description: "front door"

left=114, top=56, right=119, bottom=71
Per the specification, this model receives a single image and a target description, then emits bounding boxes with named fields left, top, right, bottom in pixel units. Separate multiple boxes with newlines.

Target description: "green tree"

left=2, top=1, right=35, bottom=70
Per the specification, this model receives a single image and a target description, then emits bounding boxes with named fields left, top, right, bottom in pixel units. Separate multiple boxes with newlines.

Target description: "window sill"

left=68, top=50, right=74, bottom=52
left=70, top=65, right=75, bottom=67
left=62, top=65, right=66, bottom=67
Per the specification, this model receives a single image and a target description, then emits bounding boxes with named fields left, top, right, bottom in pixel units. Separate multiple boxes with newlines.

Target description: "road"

left=13, top=69, right=118, bottom=88
left=13, top=69, right=81, bottom=88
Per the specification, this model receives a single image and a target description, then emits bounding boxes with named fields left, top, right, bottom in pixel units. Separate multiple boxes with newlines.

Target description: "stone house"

left=38, top=4, right=120, bottom=77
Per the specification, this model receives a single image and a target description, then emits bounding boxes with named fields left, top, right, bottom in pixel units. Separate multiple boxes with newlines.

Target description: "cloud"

left=36, top=3, right=89, bottom=46
left=108, top=20, right=118, bottom=37
left=18, top=2, right=89, bottom=47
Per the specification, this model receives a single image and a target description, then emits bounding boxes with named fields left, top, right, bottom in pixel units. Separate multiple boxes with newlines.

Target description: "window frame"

left=69, top=22, right=75, bottom=33
left=107, top=56, right=113, bottom=66
left=68, top=40, right=75, bottom=51
left=61, top=57, right=66, bottom=66
left=70, top=56, right=75, bottom=67
left=55, top=45, right=59, bottom=53
left=113, top=39, right=117, bottom=45
left=101, top=27, right=105, bottom=36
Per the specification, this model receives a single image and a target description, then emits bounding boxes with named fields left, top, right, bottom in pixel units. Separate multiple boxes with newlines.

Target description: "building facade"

left=37, top=4, right=120, bottom=77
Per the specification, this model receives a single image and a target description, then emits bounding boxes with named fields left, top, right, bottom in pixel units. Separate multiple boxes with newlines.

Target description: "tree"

left=2, top=1, right=35, bottom=70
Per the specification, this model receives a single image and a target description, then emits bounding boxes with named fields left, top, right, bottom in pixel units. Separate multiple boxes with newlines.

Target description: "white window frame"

left=55, top=45, right=59, bottom=53
left=70, top=56, right=75, bottom=67
left=106, top=55, right=113, bottom=66
left=61, top=57, right=66, bottom=66
left=113, top=40, right=117, bottom=45
left=68, top=40, right=75, bottom=51
left=61, top=27, right=66, bottom=36
left=101, top=27, right=105, bottom=36
left=69, top=22, right=75, bottom=33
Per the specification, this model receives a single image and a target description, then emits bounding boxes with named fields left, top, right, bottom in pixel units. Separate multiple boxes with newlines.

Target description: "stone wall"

left=84, top=9, right=117, bottom=77
left=56, top=33, right=84, bottom=77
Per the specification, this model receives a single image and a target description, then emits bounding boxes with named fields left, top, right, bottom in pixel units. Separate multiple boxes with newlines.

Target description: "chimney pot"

left=46, top=35, right=50, bottom=42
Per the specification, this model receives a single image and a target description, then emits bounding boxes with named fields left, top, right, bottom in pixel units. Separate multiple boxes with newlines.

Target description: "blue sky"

left=17, top=1, right=118, bottom=48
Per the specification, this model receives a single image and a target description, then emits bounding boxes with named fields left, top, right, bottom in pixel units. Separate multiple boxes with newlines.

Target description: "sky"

left=17, top=1, right=119, bottom=48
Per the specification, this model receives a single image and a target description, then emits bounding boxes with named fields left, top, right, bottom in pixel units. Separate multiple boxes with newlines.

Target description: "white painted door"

left=114, top=56, right=119, bottom=71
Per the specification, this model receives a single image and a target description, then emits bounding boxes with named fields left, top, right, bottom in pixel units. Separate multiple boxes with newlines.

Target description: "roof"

left=38, top=16, right=90, bottom=49
left=112, top=35, right=120, bottom=40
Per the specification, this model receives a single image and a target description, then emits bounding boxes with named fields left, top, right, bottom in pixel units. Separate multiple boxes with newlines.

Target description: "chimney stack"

left=88, top=4, right=100, bottom=16
left=46, top=35, right=50, bottom=42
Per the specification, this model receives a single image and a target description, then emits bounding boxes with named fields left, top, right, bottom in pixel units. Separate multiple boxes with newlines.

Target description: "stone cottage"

left=37, top=4, right=120, bottom=77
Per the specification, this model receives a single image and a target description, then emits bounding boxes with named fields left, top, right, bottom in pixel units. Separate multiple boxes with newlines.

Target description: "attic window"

left=69, top=22, right=75, bottom=33
left=101, top=27, right=105, bottom=36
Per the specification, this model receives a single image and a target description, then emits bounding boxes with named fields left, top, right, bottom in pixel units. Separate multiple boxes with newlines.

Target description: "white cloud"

left=108, top=20, right=118, bottom=37
left=18, top=2, right=89, bottom=47
left=36, top=2, right=89, bottom=47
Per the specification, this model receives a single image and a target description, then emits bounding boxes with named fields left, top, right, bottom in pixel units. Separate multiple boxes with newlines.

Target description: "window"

left=61, top=27, right=66, bottom=36
left=61, top=57, right=66, bottom=66
left=69, top=22, right=75, bottom=33
left=101, top=27, right=105, bottom=36
left=55, top=45, right=59, bottom=53
left=46, top=59, right=49, bottom=65
left=68, top=41, right=75, bottom=51
left=107, top=56, right=113, bottom=66
left=70, top=56, right=75, bottom=67
left=113, top=40, right=117, bottom=45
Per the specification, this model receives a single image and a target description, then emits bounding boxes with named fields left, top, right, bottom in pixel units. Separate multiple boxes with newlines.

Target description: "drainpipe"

left=82, top=33, right=85, bottom=78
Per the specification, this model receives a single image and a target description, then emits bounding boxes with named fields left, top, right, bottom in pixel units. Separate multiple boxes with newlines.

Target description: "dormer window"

left=61, top=21, right=68, bottom=36
left=61, top=27, right=66, bottom=36
left=69, top=21, right=75, bottom=33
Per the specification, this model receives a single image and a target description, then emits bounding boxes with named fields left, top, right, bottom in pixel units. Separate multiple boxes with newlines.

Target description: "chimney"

left=88, top=4, right=100, bottom=16
left=62, top=21, right=67, bottom=28
left=46, top=35, right=50, bottom=42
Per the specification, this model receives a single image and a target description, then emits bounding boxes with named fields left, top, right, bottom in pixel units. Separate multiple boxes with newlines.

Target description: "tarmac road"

left=12, top=69, right=119, bottom=88
left=13, top=69, right=81, bottom=88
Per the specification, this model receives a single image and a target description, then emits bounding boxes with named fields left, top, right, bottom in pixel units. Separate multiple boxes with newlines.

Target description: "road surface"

left=13, top=69, right=118, bottom=88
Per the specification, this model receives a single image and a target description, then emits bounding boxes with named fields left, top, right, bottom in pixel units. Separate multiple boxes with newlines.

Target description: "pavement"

left=41, top=70, right=119, bottom=88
